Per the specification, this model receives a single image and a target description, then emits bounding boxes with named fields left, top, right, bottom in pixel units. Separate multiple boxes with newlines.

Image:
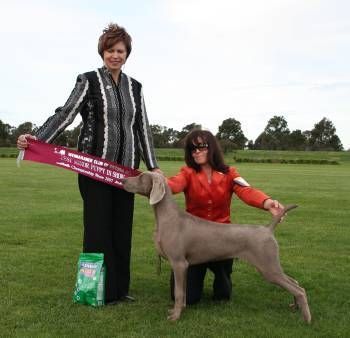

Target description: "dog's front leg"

left=168, top=260, right=189, bottom=321
left=183, top=267, right=187, bottom=308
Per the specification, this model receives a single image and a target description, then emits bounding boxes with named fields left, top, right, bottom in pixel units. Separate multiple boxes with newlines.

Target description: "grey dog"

left=122, top=171, right=311, bottom=323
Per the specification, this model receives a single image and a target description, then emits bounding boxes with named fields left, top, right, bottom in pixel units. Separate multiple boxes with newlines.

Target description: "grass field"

left=1, top=155, right=350, bottom=337
left=155, top=148, right=350, bottom=163
left=2, top=147, right=350, bottom=162
left=0, top=147, right=18, bottom=157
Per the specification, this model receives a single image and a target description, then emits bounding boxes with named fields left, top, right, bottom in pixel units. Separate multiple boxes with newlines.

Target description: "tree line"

left=0, top=115, right=344, bottom=151
left=152, top=116, right=344, bottom=151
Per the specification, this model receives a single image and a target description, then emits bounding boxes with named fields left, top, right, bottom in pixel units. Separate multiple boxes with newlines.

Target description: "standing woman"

left=167, top=129, right=284, bottom=305
left=17, top=23, right=160, bottom=304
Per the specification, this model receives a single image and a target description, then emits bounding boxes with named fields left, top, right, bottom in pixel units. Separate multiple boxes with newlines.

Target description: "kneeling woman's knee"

left=186, top=290, right=202, bottom=305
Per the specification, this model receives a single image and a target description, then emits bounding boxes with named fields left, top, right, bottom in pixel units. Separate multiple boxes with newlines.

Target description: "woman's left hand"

left=151, top=167, right=164, bottom=176
left=263, top=199, right=285, bottom=217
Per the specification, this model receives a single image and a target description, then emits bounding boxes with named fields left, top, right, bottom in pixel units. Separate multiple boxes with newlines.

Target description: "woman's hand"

left=151, top=168, right=164, bottom=175
left=17, top=134, right=37, bottom=150
left=263, top=198, right=285, bottom=217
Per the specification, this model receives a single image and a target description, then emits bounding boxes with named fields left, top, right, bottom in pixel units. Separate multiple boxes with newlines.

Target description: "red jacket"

left=167, top=166, right=270, bottom=224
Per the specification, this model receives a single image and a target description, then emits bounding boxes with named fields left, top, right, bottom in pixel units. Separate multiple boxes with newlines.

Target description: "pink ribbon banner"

left=18, top=139, right=141, bottom=189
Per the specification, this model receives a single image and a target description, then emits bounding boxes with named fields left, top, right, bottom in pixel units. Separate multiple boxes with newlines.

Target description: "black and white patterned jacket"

left=35, top=67, right=158, bottom=170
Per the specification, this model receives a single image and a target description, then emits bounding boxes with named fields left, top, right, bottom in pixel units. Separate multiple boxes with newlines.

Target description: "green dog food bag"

left=73, top=253, right=105, bottom=307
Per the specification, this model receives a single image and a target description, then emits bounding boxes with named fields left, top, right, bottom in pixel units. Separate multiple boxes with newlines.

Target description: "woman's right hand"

left=17, top=134, right=37, bottom=150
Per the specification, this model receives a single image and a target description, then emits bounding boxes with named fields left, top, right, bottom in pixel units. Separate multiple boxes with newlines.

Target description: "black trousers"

left=170, top=259, right=233, bottom=305
left=78, top=174, right=135, bottom=302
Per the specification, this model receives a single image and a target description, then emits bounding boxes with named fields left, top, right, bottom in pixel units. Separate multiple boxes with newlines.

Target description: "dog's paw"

left=167, top=308, right=181, bottom=321
left=289, top=302, right=298, bottom=312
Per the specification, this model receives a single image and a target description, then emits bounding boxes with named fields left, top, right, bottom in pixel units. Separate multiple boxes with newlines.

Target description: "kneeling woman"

left=167, top=129, right=284, bottom=304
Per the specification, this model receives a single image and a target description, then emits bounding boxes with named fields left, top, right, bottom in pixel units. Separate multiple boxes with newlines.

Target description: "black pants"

left=170, top=259, right=233, bottom=305
left=78, top=174, right=135, bottom=302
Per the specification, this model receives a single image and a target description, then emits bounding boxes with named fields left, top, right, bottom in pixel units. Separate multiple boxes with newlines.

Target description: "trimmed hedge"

left=233, top=157, right=339, bottom=165
left=0, top=153, right=184, bottom=161
left=156, top=155, right=184, bottom=161
left=0, top=152, right=340, bottom=165
left=0, top=153, right=18, bottom=158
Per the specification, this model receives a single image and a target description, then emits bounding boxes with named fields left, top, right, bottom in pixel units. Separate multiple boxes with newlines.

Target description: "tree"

left=218, top=139, right=235, bottom=153
left=254, top=132, right=274, bottom=150
left=68, top=122, right=83, bottom=147
left=216, top=118, right=247, bottom=150
left=328, top=134, right=343, bottom=151
left=175, top=123, right=201, bottom=147
left=54, top=130, right=70, bottom=147
left=287, top=129, right=307, bottom=150
left=309, top=117, right=343, bottom=151
left=255, top=115, right=290, bottom=150
left=162, top=127, right=179, bottom=147
left=0, top=120, right=14, bottom=146
left=53, top=122, right=83, bottom=147
left=150, top=125, right=179, bottom=148
left=10, top=122, right=35, bottom=145
left=247, top=140, right=254, bottom=150
left=302, top=130, right=312, bottom=150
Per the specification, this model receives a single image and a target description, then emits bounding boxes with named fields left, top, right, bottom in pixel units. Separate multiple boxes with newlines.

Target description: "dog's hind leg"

left=241, top=245, right=311, bottom=323
left=284, top=274, right=300, bottom=311
left=261, top=270, right=311, bottom=323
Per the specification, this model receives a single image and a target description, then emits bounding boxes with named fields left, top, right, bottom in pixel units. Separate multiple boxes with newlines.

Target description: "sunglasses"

left=190, top=143, right=209, bottom=153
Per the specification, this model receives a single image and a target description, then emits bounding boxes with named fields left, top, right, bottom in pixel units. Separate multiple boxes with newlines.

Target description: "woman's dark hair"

left=98, top=23, right=132, bottom=58
left=184, top=129, right=229, bottom=173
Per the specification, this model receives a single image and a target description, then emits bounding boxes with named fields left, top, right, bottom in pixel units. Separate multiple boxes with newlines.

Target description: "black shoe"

left=119, top=295, right=135, bottom=302
left=105, top=300, right=119, bottom=306
left=212, top=294, right=231, bottom=301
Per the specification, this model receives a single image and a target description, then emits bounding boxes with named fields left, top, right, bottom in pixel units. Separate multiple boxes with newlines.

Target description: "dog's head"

left=122, top=172, right=166, bottom=205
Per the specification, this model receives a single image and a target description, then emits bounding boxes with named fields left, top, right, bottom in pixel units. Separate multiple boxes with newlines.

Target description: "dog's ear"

left=149, top=173, right=166, bottom=205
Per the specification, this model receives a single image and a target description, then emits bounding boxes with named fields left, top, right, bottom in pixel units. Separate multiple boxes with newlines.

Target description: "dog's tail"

left=268, top=204, right=298, bottom=232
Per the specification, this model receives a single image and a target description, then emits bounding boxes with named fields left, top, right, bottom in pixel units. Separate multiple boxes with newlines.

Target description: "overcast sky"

left=1, top=0, right=349, bottom=148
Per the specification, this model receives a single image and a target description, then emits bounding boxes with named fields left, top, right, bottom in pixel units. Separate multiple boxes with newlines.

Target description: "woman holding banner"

left=17, top=23, right=160, bottom=304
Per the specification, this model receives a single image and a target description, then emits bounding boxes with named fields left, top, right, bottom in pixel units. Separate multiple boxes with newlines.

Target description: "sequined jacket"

left=35, top=67, right=158, bottom=170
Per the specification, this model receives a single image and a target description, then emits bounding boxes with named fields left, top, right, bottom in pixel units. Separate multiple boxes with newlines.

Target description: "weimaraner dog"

left=122, top=172, right=311, bottom=323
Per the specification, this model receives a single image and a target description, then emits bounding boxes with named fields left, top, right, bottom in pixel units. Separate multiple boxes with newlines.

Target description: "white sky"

left=1, top=0, right=349, bottom=148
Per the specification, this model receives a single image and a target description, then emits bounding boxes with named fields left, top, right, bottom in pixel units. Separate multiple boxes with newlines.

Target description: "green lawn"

left=0, top=147, right=18, bottom=157
left=2, top=146, right=350, bottom=162
left=231, top=149, right=350, bottom=163
left=1, top=157, right=349, bottom=337
left=156, top=148, right=350, bottom=164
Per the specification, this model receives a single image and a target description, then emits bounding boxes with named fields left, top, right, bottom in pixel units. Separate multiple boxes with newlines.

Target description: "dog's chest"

left=153, top=231, right=167, bottom=258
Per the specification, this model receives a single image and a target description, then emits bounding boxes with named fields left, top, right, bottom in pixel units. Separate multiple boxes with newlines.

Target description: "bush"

left=233, top=157, right=339, bottom=165
left=156, top=156, right=183, bottom=161
left=0, top=153, right=19, bottom=158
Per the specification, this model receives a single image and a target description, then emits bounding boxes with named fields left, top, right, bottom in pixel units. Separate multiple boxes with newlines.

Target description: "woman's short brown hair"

left=184, top=129, right=229, bottom=174
left=98, top=23, right=132, bottom=58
